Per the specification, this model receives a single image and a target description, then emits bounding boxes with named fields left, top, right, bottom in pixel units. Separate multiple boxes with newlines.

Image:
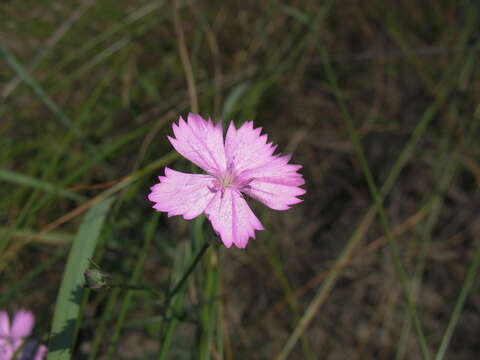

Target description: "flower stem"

left=158, top=241, right=211, bottom=360
left=107, top=242, right=210, bottom=300
left=110, top=283, right=162, bottom=298
left=168, top=241, right=210, bottom=299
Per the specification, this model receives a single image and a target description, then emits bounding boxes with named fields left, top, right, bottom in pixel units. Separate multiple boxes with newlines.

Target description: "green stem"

left=168, top=242, right=210, bottom=299
left=158, top=241, right=211, bottom=359
left=109, top=283, right=162, bottom=298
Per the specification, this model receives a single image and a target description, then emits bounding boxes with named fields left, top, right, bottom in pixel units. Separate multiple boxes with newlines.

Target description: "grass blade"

left=105, top=213, right=160, bottom=359
left=47, top=196, right=115, bottom=360
left=277, top=11, right=474, bottom=358
left=0, top=46, right=95, bottom=152
left=320, top=44, right=430, bottom=359
left=0, top=249, right=67, bottom=306
left=0, top=169, right=86, bottom=202
left=434, top=246, right=480, bottom=360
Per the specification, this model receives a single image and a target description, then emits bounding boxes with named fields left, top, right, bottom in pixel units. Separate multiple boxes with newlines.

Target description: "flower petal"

left=11, top=310, right=34, bottom=340
left=0, top=311, right=9, bottom=337
left=241, top=155, right=305, bottom=210
left=18, top=341, right=47, bottom=360
left=224, top=121, right=277, bottom=174
left=205, top=189, right=263, bottom=248
left=0, top=339, right=14, bottom=359
left=34, top=345, right=47, bottom=360
left=148, top=167, right=216, bottom=220
left=168, top=114, right=226, bottom=174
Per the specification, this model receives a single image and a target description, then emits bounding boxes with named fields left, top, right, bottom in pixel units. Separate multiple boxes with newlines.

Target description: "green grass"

left=1, top=0, right=480, bottom=359
left=48, top=197, right=115, bottom=360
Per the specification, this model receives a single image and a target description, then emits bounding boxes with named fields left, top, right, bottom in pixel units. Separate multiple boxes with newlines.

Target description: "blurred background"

left=1, top=0, right=480, bottom=359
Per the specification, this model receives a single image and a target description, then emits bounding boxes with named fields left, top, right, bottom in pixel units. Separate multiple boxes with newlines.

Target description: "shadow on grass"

left=48, top=285, right=83, bottom=355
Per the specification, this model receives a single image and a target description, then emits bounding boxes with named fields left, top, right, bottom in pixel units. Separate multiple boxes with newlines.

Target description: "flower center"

left=219, top=171, right=236, bottom=188
left=210, top=171, right=238, bottom=193
left=209, top=169, right=252, bottom=195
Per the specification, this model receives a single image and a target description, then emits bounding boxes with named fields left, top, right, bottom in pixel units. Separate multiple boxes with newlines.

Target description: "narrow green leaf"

left=47, top=197, right=115, bottom=360
left=222, top=82, right=250, bottom=120
left=0, top=46, right=94, bottom=151
left=106, top=213, right=160, bottom=359
left=435, top=246, right=480, bottom=360
left=0, top=169, right=85, bottom=202
left=281, top=5, right=311, bottom=24
left=0, top=227, right=73, bottom=245
left=0, top=249, right=67, bottom=306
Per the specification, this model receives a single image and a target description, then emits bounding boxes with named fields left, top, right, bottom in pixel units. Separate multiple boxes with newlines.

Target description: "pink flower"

left=0, top=310, right=47, bottom=360
left=148, top=114, right=305, bottom=248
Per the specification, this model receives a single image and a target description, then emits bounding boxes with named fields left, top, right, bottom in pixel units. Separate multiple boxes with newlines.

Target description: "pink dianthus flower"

left=148, top=114, right=305, bottom=248
left=0, top=310, right=47, bottom=360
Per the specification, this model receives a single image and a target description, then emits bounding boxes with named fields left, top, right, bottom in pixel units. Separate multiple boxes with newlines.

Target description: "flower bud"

left=84, top=268, right=110, bottom=290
